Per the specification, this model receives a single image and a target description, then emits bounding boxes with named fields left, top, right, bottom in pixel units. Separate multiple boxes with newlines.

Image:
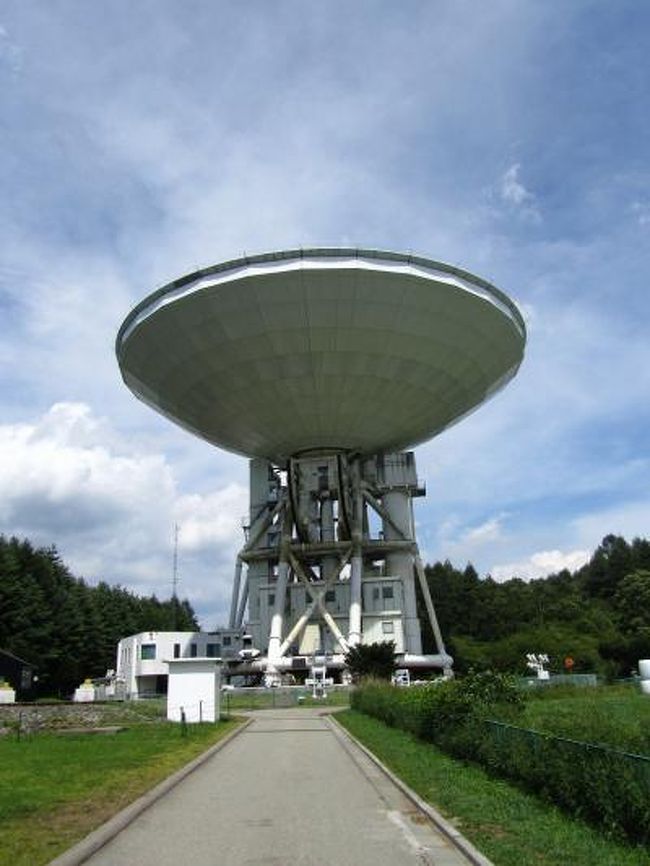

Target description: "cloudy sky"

left=1, top=2, right=649, bottom=627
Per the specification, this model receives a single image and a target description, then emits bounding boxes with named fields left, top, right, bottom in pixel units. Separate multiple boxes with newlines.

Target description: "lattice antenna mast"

left=171, top=523, right=180, bottom=630
left=172, top=523, right=180, bottom=599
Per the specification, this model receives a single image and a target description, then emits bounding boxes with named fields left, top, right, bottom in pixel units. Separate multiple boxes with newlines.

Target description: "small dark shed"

left=0, top=649, right=37, bottom=696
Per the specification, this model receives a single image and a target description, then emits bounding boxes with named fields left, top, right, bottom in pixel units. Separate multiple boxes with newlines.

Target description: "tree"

left=0, top=535, right=201, bottom=695
left=614, top=570, right=650, bottom=634
left=580, top=535, right=633, bottom=600
left=344, top=641, right=396, bottom=680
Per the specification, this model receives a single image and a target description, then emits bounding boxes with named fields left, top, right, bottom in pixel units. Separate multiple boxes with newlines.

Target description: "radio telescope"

left=117, top=248, right=526, bottom=682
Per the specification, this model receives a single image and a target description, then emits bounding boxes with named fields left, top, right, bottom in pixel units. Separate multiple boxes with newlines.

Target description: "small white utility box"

left=0, top=684, right=16, bottom=704
left=73, top=679, right=96, bottom=702
left=166, top=658, right=222, bottom=723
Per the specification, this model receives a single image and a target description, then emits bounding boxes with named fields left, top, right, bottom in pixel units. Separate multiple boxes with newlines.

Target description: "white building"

left=116, top=629, right=243, bottom=698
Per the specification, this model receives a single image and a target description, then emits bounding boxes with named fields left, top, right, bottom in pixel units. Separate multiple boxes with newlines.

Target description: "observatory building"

left=117, top=248, right=525, bottom=683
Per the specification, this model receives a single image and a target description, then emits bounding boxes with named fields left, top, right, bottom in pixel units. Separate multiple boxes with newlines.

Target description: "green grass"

left=337, top=709, right=650, bottom=866
left=0, top=718, right=241, bottom=866
left=509, top=684, right=650, bottom=753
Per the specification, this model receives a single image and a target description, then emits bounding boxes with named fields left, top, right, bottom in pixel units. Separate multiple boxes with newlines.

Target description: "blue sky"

left=1, top=2, right=649, bottom=627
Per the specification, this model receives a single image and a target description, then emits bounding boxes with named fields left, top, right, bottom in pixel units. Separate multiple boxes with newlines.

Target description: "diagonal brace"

left=282, top=548, right=352, bottom=655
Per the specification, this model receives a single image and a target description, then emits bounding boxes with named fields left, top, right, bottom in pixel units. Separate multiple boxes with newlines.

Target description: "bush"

left=477, top=721, right=650, bottom=843
left=344, top=641, right=396, bottom=681
left=351, top=672, right=650, bottom=844
left=351, top=670, right=522, bottom=741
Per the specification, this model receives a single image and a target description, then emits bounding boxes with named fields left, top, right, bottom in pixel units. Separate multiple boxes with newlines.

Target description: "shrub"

left=351, top=670, right=522, bottom=741
left=344, top=641, right=396, bottom=681
left=351, top=673, right=650, bottom=844
left=476, top=721, right=650, bottom=843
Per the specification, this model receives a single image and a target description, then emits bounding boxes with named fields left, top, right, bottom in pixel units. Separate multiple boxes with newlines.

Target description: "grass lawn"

left=511, top=684, right=650, bottom=753
left=0, top=718, right=241, bottom=866
left=337, top=709, right=650, bottom=866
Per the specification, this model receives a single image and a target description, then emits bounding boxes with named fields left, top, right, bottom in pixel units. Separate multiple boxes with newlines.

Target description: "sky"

left=1, top=1, right=649, bottom=628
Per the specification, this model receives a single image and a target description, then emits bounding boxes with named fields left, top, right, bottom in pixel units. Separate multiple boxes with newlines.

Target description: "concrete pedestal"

left=73, top=680, right=96, bottom=702
left=166, top=658, right=222, bottom=723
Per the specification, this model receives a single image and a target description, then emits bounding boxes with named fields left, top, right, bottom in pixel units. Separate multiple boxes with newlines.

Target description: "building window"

left=382, top=621, right=394, bottom=635
left=140, top=644, right=156, bottom=660
left=268, top=593, right=275, bottom=607
left=190, top=643, right=198, bottom=658
left=223, top=636, right=231, bottom=646
left=372, top=587, right=380, bottom=601
left=382, top=585, right=394, bottom=599
left=325, top=590, right=336, bottom=602
left=173, top=643, right=180, bottom=659
left=206, top=643, right=220, bottom=657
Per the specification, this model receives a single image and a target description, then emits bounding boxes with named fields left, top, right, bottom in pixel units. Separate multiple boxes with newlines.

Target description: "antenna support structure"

left=228, top=451, right=451, bottom=684
left=116, top=248, right=526, bottom=684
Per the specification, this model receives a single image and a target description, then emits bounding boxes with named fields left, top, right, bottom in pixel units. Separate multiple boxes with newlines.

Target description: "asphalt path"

left=84, top=709, right=475, bottom=866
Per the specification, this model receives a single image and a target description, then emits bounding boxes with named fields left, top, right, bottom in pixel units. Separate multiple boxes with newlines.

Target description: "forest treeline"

left=420, top=533, right=650, bottom=676
left=0, top=535, right=198, bottom=696
left=2, top=533, right=649, bottom=695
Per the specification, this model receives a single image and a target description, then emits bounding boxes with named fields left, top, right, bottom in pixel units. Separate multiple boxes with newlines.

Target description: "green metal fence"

left=222, top=686, right=352, bottom=714
left=480, top=719, right=650, bottom=841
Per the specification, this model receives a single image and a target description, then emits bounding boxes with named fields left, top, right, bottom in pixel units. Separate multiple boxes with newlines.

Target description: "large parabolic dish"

left=116, top=248, right=526, bottom=464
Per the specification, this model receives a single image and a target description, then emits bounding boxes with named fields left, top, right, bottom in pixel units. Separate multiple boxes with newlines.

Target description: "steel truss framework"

left=228, top=451, right=452, bottom=683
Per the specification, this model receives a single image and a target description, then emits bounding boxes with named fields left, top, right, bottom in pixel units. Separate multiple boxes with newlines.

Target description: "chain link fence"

left=479, top=719, right=650, bottom=842
left=222, top=685, right=352, bottom=713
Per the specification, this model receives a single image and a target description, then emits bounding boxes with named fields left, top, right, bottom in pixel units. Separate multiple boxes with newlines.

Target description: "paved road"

left=85, top=709, right=474, bottom=866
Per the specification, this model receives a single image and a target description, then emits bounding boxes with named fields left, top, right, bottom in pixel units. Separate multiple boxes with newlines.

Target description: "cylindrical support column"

left=267, top=557, right=289, bottom=663
left=279, top=602, right=315, bottom=657
left=383, top=488, right=421, bottom=654
left=414, top=553, right=449, bottom=663
left=321, top=496, right=338, bottom=582
left=235, top=575, right=249, bottom=627
left=347, top=460, right=363, bottom=647
left=267, top=510, right=292, bottom=664
left=228, top=558, right=243, bottom=629
left=348, top=547, right=363, bottom=646
left=246, top=459, right=276, bottom=649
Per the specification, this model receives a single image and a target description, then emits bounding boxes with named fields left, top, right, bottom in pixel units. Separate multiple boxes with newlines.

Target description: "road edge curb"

left=47, top=716, right=253, bottom=866
left=328, top=713, right=494, bottom=866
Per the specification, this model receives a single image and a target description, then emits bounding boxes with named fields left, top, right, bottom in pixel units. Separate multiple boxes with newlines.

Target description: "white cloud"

left=501, top=163, right=532, bottom=206
left=499, top=163, right=541, bottom=222
left=631, top=201, right=650, bottom=226
left=463, top=516, right=505, bottom=544
left=1, top=3, right=649, bottom=631
left=571, top=500, right=650, bottom=550
left=0, top=23, right=22, bottom=73
left=175, top=486, right=248, bottom=553
left=0, top=403, right=173, bottom=520
left=0, top=403, right=246, bottom=626
left=491, top=548, right=590, bottom=582
left=421, top=511, right=511, bottom=574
